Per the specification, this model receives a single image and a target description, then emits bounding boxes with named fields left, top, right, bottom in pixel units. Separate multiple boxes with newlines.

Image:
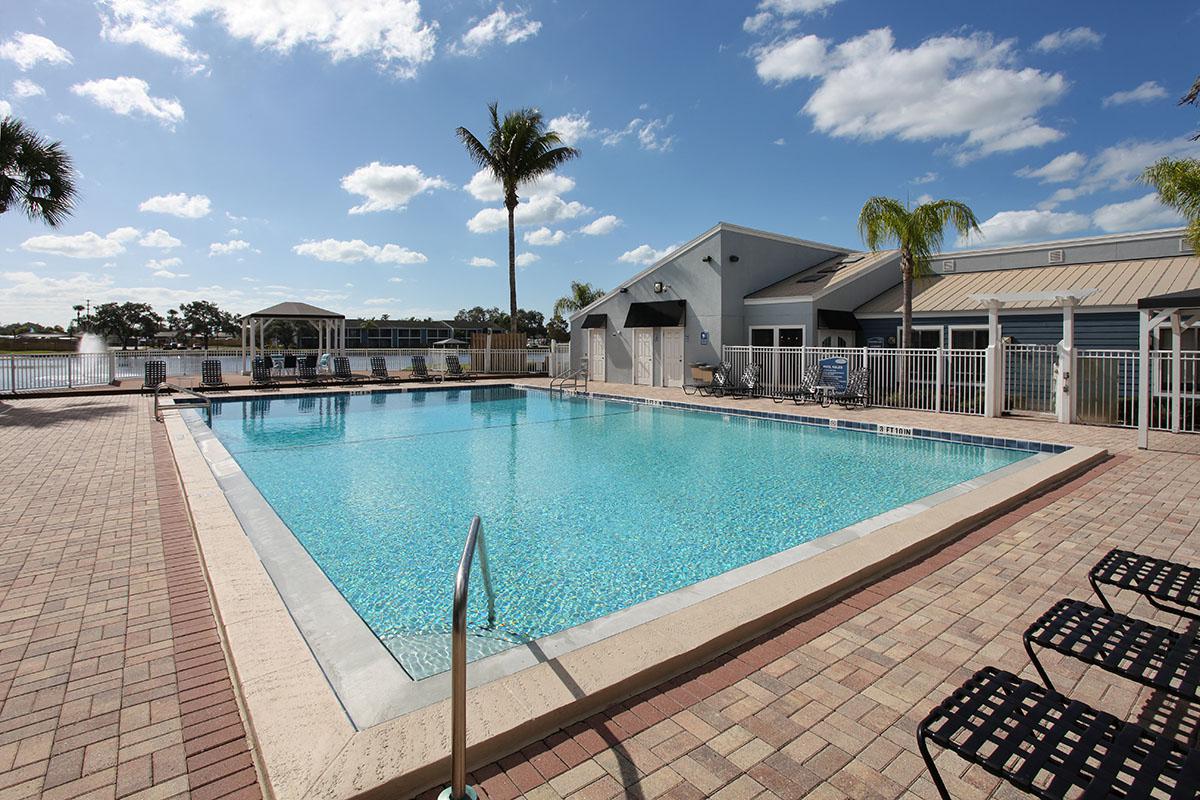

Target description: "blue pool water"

left=202, top=387, right=1031, bottom=678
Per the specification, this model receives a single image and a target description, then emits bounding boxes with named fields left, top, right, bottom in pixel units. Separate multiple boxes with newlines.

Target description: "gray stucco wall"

left=933, top=230, right=1188, bottom=275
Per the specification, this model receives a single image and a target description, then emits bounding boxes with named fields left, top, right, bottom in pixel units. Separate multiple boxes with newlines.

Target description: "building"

left=569, top=223, right=1199, bottom=386
left=314, top=319, right=505, bottom=349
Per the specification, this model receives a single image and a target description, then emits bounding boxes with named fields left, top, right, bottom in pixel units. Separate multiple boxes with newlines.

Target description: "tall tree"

left=1141, top=77, right=1200, bottom=251
left=858, top=197, right=980, bottom=348
left=0, top=116, right=78, bottom=227
left=457, top=103, right=580, bottom=331
left=179, top=300, right=234, bottom=348
left=91, top=302, right=160, bottom=349
left=552, top=281, right=605, bottom=319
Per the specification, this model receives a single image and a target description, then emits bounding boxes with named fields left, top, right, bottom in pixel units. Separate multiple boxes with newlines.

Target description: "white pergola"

left=240, top=301, right=346, bottom=372
left=1137, top=289, right=1200, bottom=448
left=968, top=289, right=1097, bottom=421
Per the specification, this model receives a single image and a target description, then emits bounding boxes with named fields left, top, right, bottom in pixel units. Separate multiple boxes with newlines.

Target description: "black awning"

left=580, top=313, right=608, bottom=329
left=818, top=309, right=860, bottom=330
left=623, top=300, right=686, bottom=328
left=1138, top=288, right=1200, bottom=310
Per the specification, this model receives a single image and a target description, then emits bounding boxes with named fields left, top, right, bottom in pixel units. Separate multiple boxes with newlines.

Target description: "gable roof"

left=244, top=301, right=344, bottom=319
left=746, top=249, right=898, bottom=300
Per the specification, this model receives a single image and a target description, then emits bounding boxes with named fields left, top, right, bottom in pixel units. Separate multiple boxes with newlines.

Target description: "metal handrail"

left=445, top=515, right=495, bottom=800
left=153, top=382, right=212, bottom=422
left=550, top=363, right=588, bottom=394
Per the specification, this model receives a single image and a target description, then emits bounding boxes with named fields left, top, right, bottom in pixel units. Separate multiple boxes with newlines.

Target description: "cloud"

left=515, top=252, right=540, bottom=267
left=1033, top=27, right=1103, bottom=53
left=363, top=297, right=402, bottom=306
left=0, top=32, right=73, bottom=70
left=293, top=238, right=428, bottom=264
left=524, top=227, right=567, bottom=246
left=139, top=192, right=212, bottom=218
left=464, top=169, right=575, bottom=202
left=1103, top=81, right=1168, bottom=108
left=21, top=227, right=141, bottom=259
left=548, top=112, right=593, bottom=146
left=579, top=215, right=622, bottom=236
left=773, top=137, right=786, bottom=146
left=1037, top=136, right=1200, bottom=209
left=209, top=239, right=257, bottom=256
left=468, top=257, right=497, bottom=267
left=913, top=193, right=934, bottom=206
left=756, top=28, right=1067, bottom=163
left=1092, top=193, right=1182, bottom=232
left=340, top=161, right=450, bottom=214
left=11, top=79, right=44, bottom=99
left=743, top=13, right=773, bottom=33
left=453, top=4, right=541, bottom=56
left=965, top=209, right=1090, bottom=247
left=618, top=243, right=679, bottom=265
left=139, top=229, right=182, bottom=249
left=468, top=193, right=591, bottom=233
left=912, top=171, right=938, bottom=185
left=0, top=101, right=10, bottom=118
left=71, top=76, right=184, bottom=128
left=600, top=116, right=675, bottom=152
left=92, top=0, right=437, bottom=79
left=759, top=0, right=841, bottom=12
left=146, top=257, right=187, bottom=277
left=1016, top=151, right=1087, bottom=183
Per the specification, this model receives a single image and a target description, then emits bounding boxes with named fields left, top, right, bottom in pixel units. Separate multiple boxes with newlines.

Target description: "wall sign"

left=699, top=331, right=709, bottom=344
left=818, top=356, right=849, bottom=391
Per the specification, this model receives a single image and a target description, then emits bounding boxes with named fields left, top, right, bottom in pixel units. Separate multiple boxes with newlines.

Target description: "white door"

left=634, top=329, right=653, bottom=385
left=662, top=328, right=684, bottom=387
left=588, top=328, right=606, bottom=382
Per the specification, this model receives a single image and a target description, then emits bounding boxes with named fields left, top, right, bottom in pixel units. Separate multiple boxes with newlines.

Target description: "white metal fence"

left=1073, top=348, right=1200, bottom=432
left=1004, top=344, right=1058, bottom=416
left=1, top=347, right=554, bottom=394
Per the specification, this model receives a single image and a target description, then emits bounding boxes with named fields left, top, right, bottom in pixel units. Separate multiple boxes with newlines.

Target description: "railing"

left=549, top=364, right=588, bottom=394
left=447, top=516, right=495, bottom=800
left=1003, top=343, right=1058, bottom=415
left=153, top=383, right=212, bottom=422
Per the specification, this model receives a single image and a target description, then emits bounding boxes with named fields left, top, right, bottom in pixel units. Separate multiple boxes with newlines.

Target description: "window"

left=1156, top=328, right=1200, bottom=351
left=898, top=326, right=942, bottom=348
left=950, top=327, right=989, bottom=350
left=749, top=326, right=805, bottom=347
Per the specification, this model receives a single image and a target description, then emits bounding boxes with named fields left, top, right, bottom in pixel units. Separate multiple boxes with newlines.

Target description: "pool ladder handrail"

left=153, top=382, right=212, bottom=422
left=446, top=515, right=496, bottom=800
left=550, top=363, right=588, bottom=394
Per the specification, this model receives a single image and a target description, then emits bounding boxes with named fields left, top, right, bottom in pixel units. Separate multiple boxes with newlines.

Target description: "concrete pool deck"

left=2, top=384, right=1198, bottom=800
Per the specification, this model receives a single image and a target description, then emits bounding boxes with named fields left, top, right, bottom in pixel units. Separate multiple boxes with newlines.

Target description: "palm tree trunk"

left=900, top=249, right=914, bottom=349
left=507, top=204, right=518, bottom=334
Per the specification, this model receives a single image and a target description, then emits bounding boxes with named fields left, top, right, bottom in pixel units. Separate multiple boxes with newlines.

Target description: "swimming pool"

left=198, top=386, right=1033, bottom=679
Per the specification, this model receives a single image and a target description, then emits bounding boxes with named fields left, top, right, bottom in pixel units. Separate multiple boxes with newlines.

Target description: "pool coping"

left=178, top=391, right=1053, bottom=729
left=160, top=385, right=1109, bottom=800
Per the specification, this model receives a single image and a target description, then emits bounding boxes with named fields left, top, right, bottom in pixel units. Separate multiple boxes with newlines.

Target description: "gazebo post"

left=241, top=319, right=247, bottom=373
left=1056, top=297, right=1077, bottom=425
left=1138, top=309, right=1152, bottom=449
left=1171, top=311, right=1182, bottom=433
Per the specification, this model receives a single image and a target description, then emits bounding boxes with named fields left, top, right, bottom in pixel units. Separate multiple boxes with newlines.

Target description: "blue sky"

left=2, top=0, right=1198, bottom=327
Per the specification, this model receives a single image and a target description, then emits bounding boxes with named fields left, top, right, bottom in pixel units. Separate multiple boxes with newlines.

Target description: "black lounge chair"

left=773, top=363, right=820, bottom=405
left=442, top=354, right=475, bottom=382
left=283, top=353, right=297, bottom=375
left=729, top=363, right=762, bottom=398
left=198, top=359, right=228, bottom=391
left=331, top=356, right=364, bottom=383
left=829, top=368, right=869, bottom=409
left=1090, top=548, right=1200, bottom=621
left=142, top=360, right=166, bottom=393
left=917, top=666, right=1200, bottom=800
left=250, top=357, right=278, bottom=390
left=1024, top=597, right=1199, bottom=701
left=410, top=355, right=442, bottom=383
left=297, top=359, right=325, bottom=384
left=369, top=356, right=402, bottom=383
left=684, top=362, right=732, bottom=397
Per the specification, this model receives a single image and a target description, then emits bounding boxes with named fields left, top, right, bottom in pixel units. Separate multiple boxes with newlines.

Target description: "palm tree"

left=457, top=103, right=580, bottom=332
left=858, top=197, right=981, bottom=348
left=0, top=116, right=78, bottom=227
left=1142, top=158, right=1200, bottom=252
left=553, top=281, right=604, bottom=319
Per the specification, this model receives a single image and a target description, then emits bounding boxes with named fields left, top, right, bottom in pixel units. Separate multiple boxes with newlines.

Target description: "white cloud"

left=0, top=100, right=11, bottom=118
left=743, top=13, right=773, bottom=33
left=92, top=0, right=437, bottom=79
left=388, top=276, right=404, bottom=283
left=71, top=77, right=184, bottom=128
left=515, top=252, right=539, bottom=267
left=759, top=0, right=841, bottom=12
left=293, top=238, right=427, bottom=264
left=364, top=297, right=402, bottom=306
left=618, top=243, right=679, bottom=265
left=579, top=215, right=622, bottom=236
left=209, top=239, right=257, bottom=256
left=1092, top=193, right=1183, bottom=232
left=773, top=137, right=786, bottom=146
left=468, top=257, right=497, bottom=268
left=913, top=193, right=934, bottom=206
left=1103, top=81, right=1168, bottom=108
left=756, top=28, right=1067, bottom=163
left=468, top=193, right=592, bottom=233
left=524, top=227, right=567, bottom=246
left=548, top=112, right=593, bottom=146
left=1034, top=27, right=1103, bottom=53
left=1016, top=151, right=1088, bottom=183
left=600, top=117, right=675, bottom=152
left=145, top=257, right=183, bottom=270
left=1038, top=136, right=1200, bottom=209
left=139, top=192, right=212, bottom=218
left=0, top=32, right=73, bottom=70
left=11, top=79, right=44, bottom=99
left=464, top=169, right=575, bottom=202
left=20, top=227, right=142, bottom=259
left=453, top=4, right=541, bottom=56
left=912, top=171, right=938, bottom=185
left=966, top=209, right=1090, bottom=247
left=139, top=229, right=182, bottom=249
left=341, top=161, right=450, bottom=214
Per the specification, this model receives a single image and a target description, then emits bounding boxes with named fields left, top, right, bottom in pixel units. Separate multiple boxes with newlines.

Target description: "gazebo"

left=241, top=302, right=346, bottom=372
left=1137, top=289, right=1200, bottom=448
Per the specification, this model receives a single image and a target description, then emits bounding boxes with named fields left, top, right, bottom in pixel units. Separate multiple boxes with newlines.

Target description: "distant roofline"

left=937, top=226, right=1188, bottom=260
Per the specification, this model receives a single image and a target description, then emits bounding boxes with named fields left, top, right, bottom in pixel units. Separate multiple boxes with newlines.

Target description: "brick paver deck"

left=3, top=387, right=1199, bottom=800
left=0, top=395, right=260, bottom=800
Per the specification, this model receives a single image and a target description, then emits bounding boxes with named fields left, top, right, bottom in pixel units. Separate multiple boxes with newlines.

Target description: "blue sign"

left=699, top=331, right=709, bottom=344
left=818, top=356, right=849, bottom=391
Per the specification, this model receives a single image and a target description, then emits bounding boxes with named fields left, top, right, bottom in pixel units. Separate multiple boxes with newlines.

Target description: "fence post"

left=485, top=333, right=492, bottom=374
left=983, top=346, right=997, bottom=418
left=8, top=356, right=15, bottom=394
left=935, top=347, right=944, bottom=413
left=108, top=352, right=117, bottom=385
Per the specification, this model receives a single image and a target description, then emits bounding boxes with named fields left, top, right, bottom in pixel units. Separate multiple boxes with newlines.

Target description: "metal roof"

left=244, top=301, right=344, bottom=320
left=746, top=249, right=898, bottom=300
left=855, top=256, right=1200, bottom=315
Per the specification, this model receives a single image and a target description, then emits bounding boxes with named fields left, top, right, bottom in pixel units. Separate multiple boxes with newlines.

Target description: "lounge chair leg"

left=917, top=727, right=952, bottom=800
left=1023, top=636, right=1055, bottom=693
left=1147, top=595, right=1200, bottom=621
left=1089, top=575, right=1115, bottom=614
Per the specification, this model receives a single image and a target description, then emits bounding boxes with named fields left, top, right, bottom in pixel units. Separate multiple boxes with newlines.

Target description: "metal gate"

left=1003, top=343, right=1058, bottom=415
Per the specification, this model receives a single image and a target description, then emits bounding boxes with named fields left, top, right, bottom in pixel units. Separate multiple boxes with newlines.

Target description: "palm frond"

left=0, top=114, right=78, bottom=227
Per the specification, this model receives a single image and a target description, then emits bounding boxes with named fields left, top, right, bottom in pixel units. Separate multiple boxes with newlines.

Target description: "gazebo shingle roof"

left=243, top=302, right=344, bottom=320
